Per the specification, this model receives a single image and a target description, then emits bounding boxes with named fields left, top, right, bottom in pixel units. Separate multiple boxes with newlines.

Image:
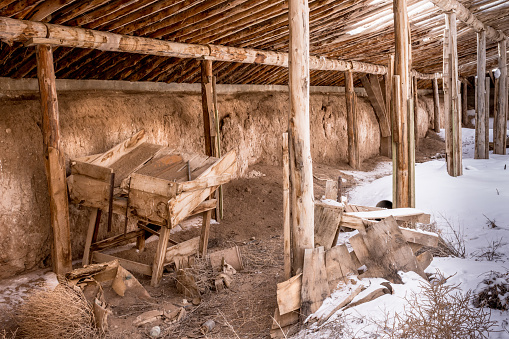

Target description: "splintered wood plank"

left=277, top=273, right=302, bottom=315
left=399, top=227, right=438, bottom=247
left=135, top=151, right=182, bottom=179
left=209, top=246, right=244, bottom=271
left=71, top=160, right=112, bottom=182
left=90, top=130, right=146, bottom=168
left=92, top=251, right=152, bottom=276
left=169, top=150, right=237, bottom=226
left=416, top=251, right=433, bottom=271
left=361, top=216, right=426, bottom=283
left=165, top=236, right=200, bottom=264
left=314, top=201, right=343, bottom=250
left=110, top=142, right=162, bottom=186
left=344, top=208, right=430, bottom=224
left=67, top=174, right=111, bottom=209
left=270, top=307, right=299, bottom=338
left=301, top=247, right=330, bottom=318
left=325, top=245, right=358, bottom=291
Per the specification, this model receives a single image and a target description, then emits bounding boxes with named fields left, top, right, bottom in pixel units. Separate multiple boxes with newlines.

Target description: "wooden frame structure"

left=0, top=0, right=508, bottom=275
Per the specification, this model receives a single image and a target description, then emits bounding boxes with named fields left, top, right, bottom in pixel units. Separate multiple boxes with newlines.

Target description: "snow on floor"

left=298, top=128, right=509, bottom=338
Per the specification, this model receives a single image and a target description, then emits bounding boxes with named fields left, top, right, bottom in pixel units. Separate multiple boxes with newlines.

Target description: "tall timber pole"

left=288, top=0, right=314, bottom=273
left=393, top=0, right=414, bottom=207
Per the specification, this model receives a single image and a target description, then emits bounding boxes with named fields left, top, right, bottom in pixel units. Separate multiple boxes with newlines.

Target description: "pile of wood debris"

left=272, top=193, right=439, bottom=338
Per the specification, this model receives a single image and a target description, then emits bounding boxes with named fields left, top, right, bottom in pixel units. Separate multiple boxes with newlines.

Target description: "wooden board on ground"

left=270, top=307, right=299, bottom=339
left=344, top=204, right=384, bottom=213
left=416, top=251, right=433, bottom=271
left=301, top=247, right=330, bottom=318
left=92, top=251, right=152, bottom=276
left=276, top=273, right=302, bottom=315
left=325, top=244, right=358, bottom=291
left=308, top=283, right=363, bottom=326
left=165, top=236, right=200, bottom=264
left=345, top=286, right=390, bottom=309
left=399, top=227, right=439, bottom=247
left=209, top=245, right=244, bottom=271
left=314, top=201, right=343, bottom=250
left=345, top=207, right=431, bottom=225
left=360, top=216, right=427, bottom=283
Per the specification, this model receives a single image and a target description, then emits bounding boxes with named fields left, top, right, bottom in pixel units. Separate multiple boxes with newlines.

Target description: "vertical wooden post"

left=495, top=39, right=507, bottom=154
left=444, top=12, right=462, bottom=176
left=413, top=76, right=419, bottom=149
left=462, top=81, right=468, bottom=126
left=201, top=60, right=216, bottom=157
left=475, top=30, right=487, bottom=159
left=345, top=70, right=359, bottom=169
left=432, top=77, right=441, bottom=132
left=282, top=133, right=291, bottom=280
left=151, top=225, right=171, bottom=286
left=485, top=76, right=491, bottom=156
left=200, top=59, right=215, bottom=257
left=384, top=59, right=394, bottom=159
left=288, top=0, right=314, bottom=274
left=393, top=0, right=413, bottom=207
left=35, top=44, right=72, bottom=275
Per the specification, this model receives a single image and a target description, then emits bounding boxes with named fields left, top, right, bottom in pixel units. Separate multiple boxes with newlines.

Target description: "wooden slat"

left=90, top=130, right=146, bottom=168
left=109, top=142, right=162, bottom=186
left=92, top=251, right=152, bottom=276
left=301, top=247, right=330, bottom=318
left=276, top=273, right=302, bottom=315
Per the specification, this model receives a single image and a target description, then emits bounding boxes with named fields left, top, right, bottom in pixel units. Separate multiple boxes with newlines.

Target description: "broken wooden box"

left=67, top=130, right=237, bottom=286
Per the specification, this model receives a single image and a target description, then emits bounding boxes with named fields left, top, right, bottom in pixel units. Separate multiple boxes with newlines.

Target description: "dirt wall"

left=0, top=88, right=432, bottom=278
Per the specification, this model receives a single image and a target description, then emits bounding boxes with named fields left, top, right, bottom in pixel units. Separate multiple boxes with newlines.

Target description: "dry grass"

left=379, top=271, right=496, bottom=339
left=0, top=329, right=17, bottom=339
left=17, top=281, right=98, bottom=339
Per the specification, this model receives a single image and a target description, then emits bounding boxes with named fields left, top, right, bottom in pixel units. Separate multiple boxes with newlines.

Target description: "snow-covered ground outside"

left=298, top=126, right=509, bottom=338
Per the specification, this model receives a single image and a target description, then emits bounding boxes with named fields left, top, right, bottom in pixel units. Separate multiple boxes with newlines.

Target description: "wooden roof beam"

left=429, top=0, right=507, bottom=42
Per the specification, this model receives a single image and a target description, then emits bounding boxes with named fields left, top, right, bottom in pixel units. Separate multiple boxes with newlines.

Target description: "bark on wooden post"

left=346, top=70, right=359, bottom=169
left=443, top=12, right=462, bottom=176
left=475, top=30, right=487, bottom=159
left=433, top=77, right=441, bottom=132
left=495, top=39, right=507, bottom=154
left=288, top=0, right=314, bottom=274
left=35, top=44, right=72, bottom=275
left=393, top=0, right=414, bottom=208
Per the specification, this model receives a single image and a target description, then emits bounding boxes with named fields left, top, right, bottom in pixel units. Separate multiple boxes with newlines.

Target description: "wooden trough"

left=67, top=130, right=237, bottom=286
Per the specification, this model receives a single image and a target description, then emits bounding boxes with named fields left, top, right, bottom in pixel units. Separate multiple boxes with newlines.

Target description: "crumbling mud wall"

left=0, top=87, right=432, bottom=278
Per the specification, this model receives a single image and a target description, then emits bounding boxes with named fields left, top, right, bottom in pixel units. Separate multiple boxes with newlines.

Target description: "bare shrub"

left=17, top=281, right=97, bottom=339
left=472, top=238, right=505, bottom=261
left=379, top=271, right=496, bottom=339
left=473, top=271, right=509, bottom=310
left=483, top=214, right=498, bottom=228
left=432, top=215, right=466, bottom=258
left=0, top=329, right=17, bottom=339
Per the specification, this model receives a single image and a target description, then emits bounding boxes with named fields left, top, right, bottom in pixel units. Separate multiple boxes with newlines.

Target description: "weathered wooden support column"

left=432, top=77, right=441, bottom=132
left=413, top=76, right=419, bottom=149
left=288, top=0, right=314, bottom=274
left=346, top=70, right=359, bottom=169
left=475, top=30, right=488, bottom=159
left=495, top=39, right=507, bottom=154
left=35, top=44, right=72, bottom=275
left=201, top=59, right=216, bottom=157
left=462, top=81, right=468, bottom=126
left=443, top=12, right=462, bottom=176
left=392, top=0, right=414, bottom=207
left=485, top=76, right=491, bottom=154
left=385, top=56, right=395, bottom=158
left=199, top=59, right=216, bottom=259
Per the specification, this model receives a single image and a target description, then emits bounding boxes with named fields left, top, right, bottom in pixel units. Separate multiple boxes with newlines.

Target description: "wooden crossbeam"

left=0, top=16, right=436, bottom=78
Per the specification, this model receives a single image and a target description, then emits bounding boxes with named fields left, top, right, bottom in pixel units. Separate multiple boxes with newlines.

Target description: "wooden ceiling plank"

left=52, top=0, right=110, bottom=24
left=25, top=0, right=77, bottom=22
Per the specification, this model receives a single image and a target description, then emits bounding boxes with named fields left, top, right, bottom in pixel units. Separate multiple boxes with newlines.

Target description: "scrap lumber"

left=92, top=251, right=152, bottom=276
left=270, top=307, right=299, bottom=338
left=324, top=179, right=338, bottom=201
left=356, top=216, right=427, bottom=283
left=325, top=245, right=358, bottom=291
left=282, top=132, right=291, bottom=279
left=308, top=282, right=363, bottom=326
left=345, top=283, right=391, bottom=309
left=277, top=273, right=302, bottom=315
left=165, top=236, right=200, bottom=264
left=416, top=251, right=433, bottom=271
left=209, top=246, right=244, bottom=271
left=301, top=247, right=330, bottom=318
left=314, top=201, right=343, bottom=250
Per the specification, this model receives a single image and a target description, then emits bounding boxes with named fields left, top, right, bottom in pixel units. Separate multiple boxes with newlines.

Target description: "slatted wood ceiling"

left=0, top=0, right=508, bottom=88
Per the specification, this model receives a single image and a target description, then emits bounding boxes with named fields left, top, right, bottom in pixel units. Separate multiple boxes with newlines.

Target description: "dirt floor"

left=0, top=132, right=445, bottom=339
